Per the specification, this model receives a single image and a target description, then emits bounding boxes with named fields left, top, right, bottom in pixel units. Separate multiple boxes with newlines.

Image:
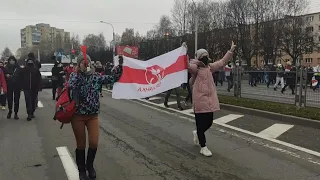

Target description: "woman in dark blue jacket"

left=68, top=53, right=122, bottom=180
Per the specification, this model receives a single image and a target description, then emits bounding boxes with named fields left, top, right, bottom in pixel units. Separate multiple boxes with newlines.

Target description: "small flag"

left=81, top=46, right=88, bottom=67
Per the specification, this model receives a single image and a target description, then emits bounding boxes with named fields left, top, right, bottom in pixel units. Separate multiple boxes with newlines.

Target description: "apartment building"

left=20, top=23, right=70, bottom=48
left=299, top=12, right=320, bottom=67
left=251, top=12, right=320, bottom=67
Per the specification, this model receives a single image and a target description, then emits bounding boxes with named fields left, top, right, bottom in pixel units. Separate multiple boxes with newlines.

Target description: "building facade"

left=253, top=12, right=320, bottom=67
left=20, top=23, right=70, bottom=48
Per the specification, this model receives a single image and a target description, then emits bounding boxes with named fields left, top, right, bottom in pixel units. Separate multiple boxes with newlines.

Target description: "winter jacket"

left=5, top=63, right=20, bottom=89
left=68, top=66, right=122, bottom=115
left=34, top=60, right=41, bottom=69
left=0, top=67, right=7, bottom=93
left=189, top=51, right=233, bottom=113
left=276, top=67, right=285, bottom=77
left=18, top=66, right=41, bottom=90
left=51, top=65, right=64, bottom=83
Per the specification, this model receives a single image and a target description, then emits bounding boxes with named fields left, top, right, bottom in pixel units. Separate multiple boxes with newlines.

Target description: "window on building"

left=307, top=37, right=313, bottom=42
left=306, top=26, right=314, bottom=33
left=267, top=59, right=273, bottom=64
left=306, top=47, right=313, bottom=53
left=307, top=16, right=314, bottom=22
left=305, top=58, right=313, bottom=64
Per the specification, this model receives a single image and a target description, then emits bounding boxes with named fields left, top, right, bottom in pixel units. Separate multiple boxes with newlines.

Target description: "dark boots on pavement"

left=76, top=149, right=90, bottom=180
left=7, top=111, right=19, bottom=120
left=86, top=148, right=97, bottom=179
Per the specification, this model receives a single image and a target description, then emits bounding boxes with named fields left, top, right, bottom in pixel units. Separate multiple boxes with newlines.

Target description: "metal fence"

left=214, top=67, right=320, bottom=108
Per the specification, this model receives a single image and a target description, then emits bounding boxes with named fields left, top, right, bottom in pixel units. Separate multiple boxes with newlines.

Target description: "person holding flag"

left=68, top=47, right=123, bottom=180
left=187, top=41, right=236, bottom=157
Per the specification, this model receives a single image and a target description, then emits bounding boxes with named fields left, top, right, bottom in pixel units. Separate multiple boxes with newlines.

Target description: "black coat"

left=51, top=66, right=64, bottom=82
left=5, top=64, right=20, bottom=89
left=19, top=66, right=41, bottom=90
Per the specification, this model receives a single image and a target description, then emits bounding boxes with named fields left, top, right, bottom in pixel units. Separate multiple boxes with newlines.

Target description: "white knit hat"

left=195, top=49, right=209, bottom=60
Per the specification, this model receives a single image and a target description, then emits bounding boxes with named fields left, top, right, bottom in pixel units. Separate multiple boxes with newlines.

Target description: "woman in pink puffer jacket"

left=185, top=41, right=236, bottom=157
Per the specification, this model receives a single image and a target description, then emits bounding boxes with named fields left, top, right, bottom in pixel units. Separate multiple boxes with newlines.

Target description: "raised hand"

left=181, top=42, right=187, bottom=49
left=230, top=41, right=236, bottom=52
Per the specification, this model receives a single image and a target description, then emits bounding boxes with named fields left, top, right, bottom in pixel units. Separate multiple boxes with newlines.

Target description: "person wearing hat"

left=281, top=61, right=296, bottom=94
left=18, top=58, right=41, bottom=121
left=51, top=59, right=64, bottom=100
left=27, top=52, right=41, bottom=108
left=5, top=55, right=21, bottom=119
left=273, top=64, right=285, bottom=91
left=68, top=53, right=123, bottom=180
left=186, top=41, right=236, bottom=157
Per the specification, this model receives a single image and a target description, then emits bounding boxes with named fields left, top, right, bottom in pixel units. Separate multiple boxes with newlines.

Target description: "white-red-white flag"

left=112, top=47, right=188, bottom=99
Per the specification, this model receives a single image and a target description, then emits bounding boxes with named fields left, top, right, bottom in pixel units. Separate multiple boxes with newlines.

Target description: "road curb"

left=219, top=103, right=320, bottom=129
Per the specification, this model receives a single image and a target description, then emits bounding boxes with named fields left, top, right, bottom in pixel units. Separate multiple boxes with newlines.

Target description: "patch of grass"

left=177, top=89, right=320, bottom=120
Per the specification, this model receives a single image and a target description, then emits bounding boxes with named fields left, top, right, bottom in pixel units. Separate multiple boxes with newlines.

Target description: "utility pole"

left=192, top=0, right=198, bottom=56
left=195, top=16, right=198, bottom=54
left=100, top=21, right=115, bottom=61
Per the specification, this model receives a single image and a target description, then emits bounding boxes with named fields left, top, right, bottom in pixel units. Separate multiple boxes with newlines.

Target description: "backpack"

left=53, top=84, right=78, bottom=129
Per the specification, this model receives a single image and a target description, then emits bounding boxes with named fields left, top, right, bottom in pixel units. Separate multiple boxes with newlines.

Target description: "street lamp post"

left=191, top=0, right=198, bottom=55
left=100, top=21, right=115, bottom=61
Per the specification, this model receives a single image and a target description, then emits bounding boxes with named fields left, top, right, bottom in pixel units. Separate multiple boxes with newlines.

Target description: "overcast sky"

left=0, top=0, right=319, bottom=55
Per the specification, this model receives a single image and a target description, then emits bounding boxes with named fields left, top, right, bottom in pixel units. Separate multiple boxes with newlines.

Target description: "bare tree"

left=120, top=28, right=141, bottom=46
left=113, top=34, right=121, bottom=47
left=70, top=34, right=81, bottom=54
left=156, top=15, right=176, bottom=37
left=1, top=47, right=13, bottom=58
left=171, top=0, right=190, bottom=35
left=226, top=0, right=255, bottom=66
left=146, top=29, right=158, bottom=40
left=259, top=0, right=287, bottom=65
left=83, top=33, right=107, bottom=54
left=278, top=0, right=313, bottom=65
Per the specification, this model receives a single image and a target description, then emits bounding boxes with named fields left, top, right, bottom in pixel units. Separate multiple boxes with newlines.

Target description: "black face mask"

left=200, top=56, right=209, bottom=66
left=27, top=63, right=34, bottom=67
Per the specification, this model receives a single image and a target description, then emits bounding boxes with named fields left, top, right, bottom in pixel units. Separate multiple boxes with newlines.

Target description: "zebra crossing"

left=103, top=88, right=320, bottom=159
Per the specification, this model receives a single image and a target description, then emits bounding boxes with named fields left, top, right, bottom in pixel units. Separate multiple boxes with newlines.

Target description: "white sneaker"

left=200, top=146, right=212, bottom=157
left=2, top=106, right=5, bottom=110
left=192, top=130, right=199, bottom=145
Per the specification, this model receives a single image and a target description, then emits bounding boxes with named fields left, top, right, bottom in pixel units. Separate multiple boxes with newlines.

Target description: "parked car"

left=40, top=63, right=54, bottom=88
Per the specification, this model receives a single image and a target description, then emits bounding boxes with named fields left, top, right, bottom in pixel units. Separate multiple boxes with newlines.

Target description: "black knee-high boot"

left=86, top=148, right=97, bottom=179
left=75, top=149, right=90, bottom=180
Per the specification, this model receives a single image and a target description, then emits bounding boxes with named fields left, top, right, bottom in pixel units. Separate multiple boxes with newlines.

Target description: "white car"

left=40, top=63, right=54, bottom=88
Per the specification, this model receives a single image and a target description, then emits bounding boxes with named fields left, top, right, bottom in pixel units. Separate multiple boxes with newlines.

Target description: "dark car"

left=40, top=63, right=54, bottom=88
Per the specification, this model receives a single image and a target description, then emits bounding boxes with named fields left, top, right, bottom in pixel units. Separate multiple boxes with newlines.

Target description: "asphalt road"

left=215, top=80, right=320, bottom=107
left=0, top=89, right=320, bottom=180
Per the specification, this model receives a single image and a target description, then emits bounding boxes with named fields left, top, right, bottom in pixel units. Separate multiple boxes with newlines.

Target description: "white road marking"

left=148, top=97, right=162, bottom=101
left=102, top=89, right=320, bottom=162
left=37, top=101, right=44, bottom=108
left=167, top=101, right=177, bottom=106
left=257, top=124, right=294, bottom=139
left=56, top=146, right=79, bottom=180
left=214, top=114, right=244, bottom=124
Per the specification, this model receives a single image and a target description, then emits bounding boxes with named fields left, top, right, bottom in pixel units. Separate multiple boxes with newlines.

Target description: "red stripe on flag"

left=118, top=55, right=187, bottom=84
